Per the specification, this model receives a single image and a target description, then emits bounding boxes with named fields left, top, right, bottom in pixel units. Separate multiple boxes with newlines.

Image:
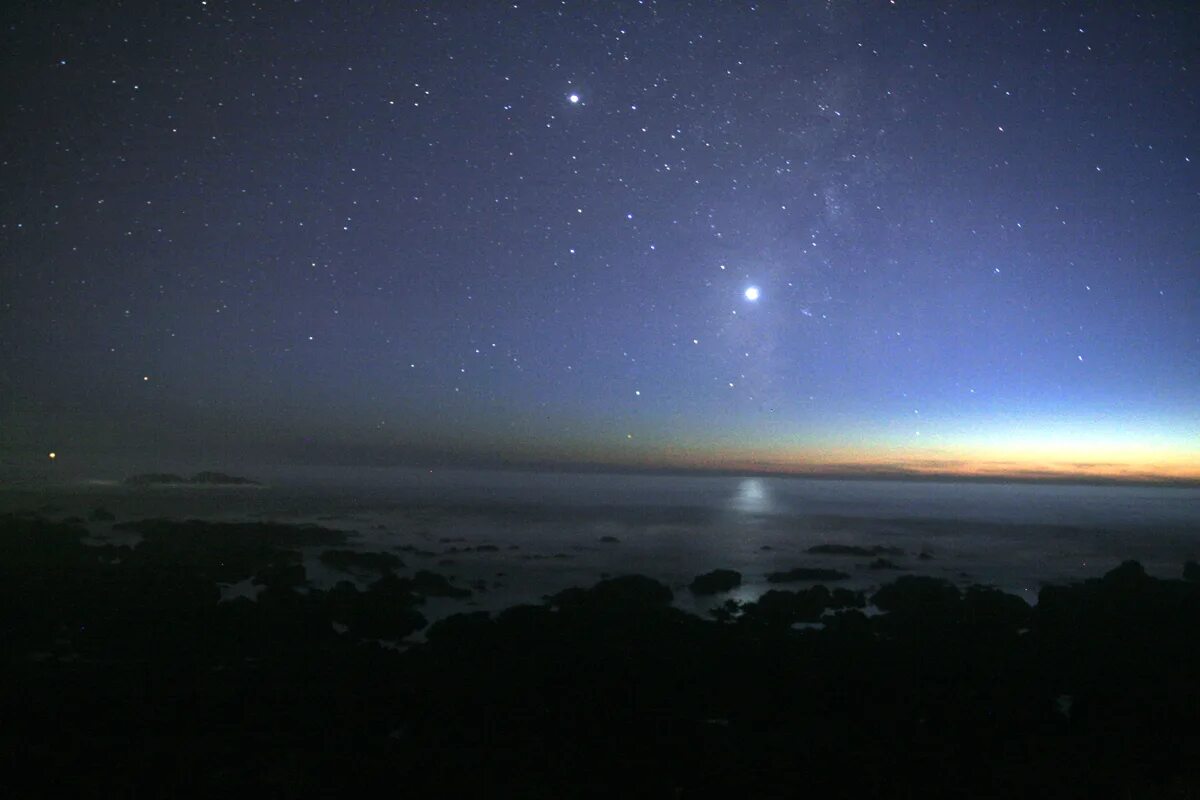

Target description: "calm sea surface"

left=3, top=467, right=1198, bottom=617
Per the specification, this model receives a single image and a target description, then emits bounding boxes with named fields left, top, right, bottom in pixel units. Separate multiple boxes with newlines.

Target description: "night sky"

left=3, top=2, right=1198, bottom=482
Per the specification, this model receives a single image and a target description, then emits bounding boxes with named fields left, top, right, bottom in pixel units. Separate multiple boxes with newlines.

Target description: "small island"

left=125, top=471, right=261, bottom=487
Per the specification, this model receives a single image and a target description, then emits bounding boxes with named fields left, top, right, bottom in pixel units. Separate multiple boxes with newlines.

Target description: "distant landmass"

left=124, top=471, right=261, bottom=486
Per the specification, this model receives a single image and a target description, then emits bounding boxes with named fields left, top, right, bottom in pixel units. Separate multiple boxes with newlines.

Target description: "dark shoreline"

left=3, top=512, right=1200, bottom=797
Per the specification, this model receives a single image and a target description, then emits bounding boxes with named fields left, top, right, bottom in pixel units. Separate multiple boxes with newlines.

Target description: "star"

left=744, top=286, right=760, bottom=301
left=567, top=93, right=580, bottom=104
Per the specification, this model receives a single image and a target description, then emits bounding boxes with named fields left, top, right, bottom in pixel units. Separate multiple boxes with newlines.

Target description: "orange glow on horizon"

left=674, top=448, right=1200, bottom=483
left=576, top=438, right=1200, bottom=484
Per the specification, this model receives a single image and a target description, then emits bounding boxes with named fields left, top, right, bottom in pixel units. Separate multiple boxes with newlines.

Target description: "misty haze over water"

left=5, top=468, right=1197, bottom=617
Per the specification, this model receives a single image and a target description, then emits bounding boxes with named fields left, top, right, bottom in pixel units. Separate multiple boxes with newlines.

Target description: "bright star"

left=568, top=93, right=580, bottom=104
left=744, top=286, right=760, bottom=301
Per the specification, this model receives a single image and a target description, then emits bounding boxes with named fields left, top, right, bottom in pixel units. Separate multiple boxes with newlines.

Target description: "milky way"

left=2, top=2, right=1197, bottom=481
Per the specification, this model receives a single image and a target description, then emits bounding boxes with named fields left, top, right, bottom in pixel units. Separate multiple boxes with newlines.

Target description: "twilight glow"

left=2, top=3, right=1197, bottom=483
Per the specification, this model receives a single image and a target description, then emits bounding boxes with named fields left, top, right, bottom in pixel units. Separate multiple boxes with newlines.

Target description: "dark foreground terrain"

left=3, top=512, right=1200, bottom=798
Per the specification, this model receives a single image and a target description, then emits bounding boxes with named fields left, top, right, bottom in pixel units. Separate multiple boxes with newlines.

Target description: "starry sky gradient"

left=3, top=1, right=1198, bottom=481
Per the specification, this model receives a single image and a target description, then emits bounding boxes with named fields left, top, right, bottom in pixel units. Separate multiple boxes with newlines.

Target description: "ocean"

left=3, top=467, right=1198, bottom=621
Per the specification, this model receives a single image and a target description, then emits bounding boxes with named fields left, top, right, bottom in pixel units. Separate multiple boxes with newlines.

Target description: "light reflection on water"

left=5, top=469, right=1200, bottom=626
left=729, top=478, right=773, bottom=515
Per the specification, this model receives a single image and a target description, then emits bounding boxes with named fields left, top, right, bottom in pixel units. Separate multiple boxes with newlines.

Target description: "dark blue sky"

left=3, top=1, right=1197, bottom=481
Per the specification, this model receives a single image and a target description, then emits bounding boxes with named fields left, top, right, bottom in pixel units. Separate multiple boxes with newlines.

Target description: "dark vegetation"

left=3, top=513, right=1200, bottom=797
